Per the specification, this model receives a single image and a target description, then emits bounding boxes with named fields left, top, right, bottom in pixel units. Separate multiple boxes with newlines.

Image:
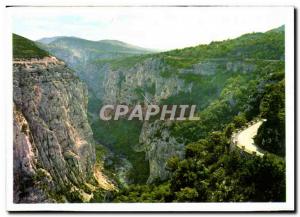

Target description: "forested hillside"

left=114, top=63, right=285, bottom=202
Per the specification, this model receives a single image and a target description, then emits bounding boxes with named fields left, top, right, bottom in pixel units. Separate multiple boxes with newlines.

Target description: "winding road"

left=231, top=120, right=265, bottom=157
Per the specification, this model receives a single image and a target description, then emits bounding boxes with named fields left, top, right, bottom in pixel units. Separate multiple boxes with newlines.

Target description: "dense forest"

left=111, top=27, right=285, bottom=202
left=112, top=61, right=286, bottom=202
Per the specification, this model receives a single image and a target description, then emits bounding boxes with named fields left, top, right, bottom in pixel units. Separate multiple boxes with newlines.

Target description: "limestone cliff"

left=102, top=58, right=187, bottom=105
left=13, top=56, right=115, bottom=203
left=137, top=120, right=184, bottom=183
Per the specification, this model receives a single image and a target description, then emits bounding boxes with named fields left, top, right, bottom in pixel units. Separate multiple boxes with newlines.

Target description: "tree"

left=175, top=187, right=199, bottom=202
left=255, top=80, right=285, bottom=156
left=233, top=113, right=247, bottom=128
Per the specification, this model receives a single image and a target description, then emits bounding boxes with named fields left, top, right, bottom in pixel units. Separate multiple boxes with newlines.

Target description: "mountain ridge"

left=37, top=36, right=157, bottom=53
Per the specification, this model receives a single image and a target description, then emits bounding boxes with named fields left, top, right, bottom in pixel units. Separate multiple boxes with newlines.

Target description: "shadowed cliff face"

left=13, top=56, right=114, bottom=203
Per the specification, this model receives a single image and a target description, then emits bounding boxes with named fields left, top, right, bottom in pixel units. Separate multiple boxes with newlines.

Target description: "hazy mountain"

left=37, top=36, right=157, bottom=89
left=37, top=36, right=65, bottom=44
left=37, top=36, right=156, bottom=63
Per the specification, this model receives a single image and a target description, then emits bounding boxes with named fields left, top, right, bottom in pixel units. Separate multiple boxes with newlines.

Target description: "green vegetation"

left=13, top=34, right=49, bottom=59
left=254, top=72, right=285, bottom=156
left=159, top=26, right=284, bottom=69
left=91, top=118, right=149, bottom=183
left=111, top=27, right=286, bottom=202
left=93, top=54, right=154, bottom=70
left=114, top=87, right=286, bottom=202
left=114, top=130, right=285, bottom=202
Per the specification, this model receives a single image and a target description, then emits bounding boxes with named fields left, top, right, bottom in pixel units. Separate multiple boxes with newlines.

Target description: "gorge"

left=13, top=25, right=286, bottom=202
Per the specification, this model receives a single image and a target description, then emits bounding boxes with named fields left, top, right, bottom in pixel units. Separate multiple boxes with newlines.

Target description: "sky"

left=10, top=7, right=287, bottom=51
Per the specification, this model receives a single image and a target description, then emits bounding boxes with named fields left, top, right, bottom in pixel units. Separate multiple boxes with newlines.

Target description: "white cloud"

left=10, top=6, right=287, bottom=50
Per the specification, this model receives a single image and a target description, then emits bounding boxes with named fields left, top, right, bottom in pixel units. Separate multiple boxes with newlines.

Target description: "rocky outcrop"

left=13, top=106, right=54, bottom=203
left=13, top=57, right=114, bottom=203
left=137, top=120, right=184, bottom=183
left=91, top=58, right=257, bottom=107
left=102, top=58, right=188, bottom=105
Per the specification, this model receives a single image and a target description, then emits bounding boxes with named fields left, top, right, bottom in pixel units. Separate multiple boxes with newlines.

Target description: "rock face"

left=102, top=58, right=187, bottom=105
left=13, top=106, right=52, bottom=203
left=13, top=57, right=113, bottom=203
left=137, top=120, right=184, bottom=183
left=38, top=37, right=155, bottom=94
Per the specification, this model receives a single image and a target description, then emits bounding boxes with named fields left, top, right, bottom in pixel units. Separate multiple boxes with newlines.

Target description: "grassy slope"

left=13, top=34, right=50, bottom=59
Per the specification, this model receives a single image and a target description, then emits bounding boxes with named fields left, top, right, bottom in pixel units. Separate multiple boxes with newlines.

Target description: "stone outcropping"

left=137, top=120, right=184, bottom=183
left=102, top=58, right=188, bottom=105
left=13, top=57, right=114, bottom=203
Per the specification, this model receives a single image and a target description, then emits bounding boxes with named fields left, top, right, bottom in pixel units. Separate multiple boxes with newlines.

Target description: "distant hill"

left=37, top=36, right=65, bottom=44
left=37, top=36, right=156, bottom=54
left=37, top=36, right=155, bottom=60
left=37, top=36, right=157, bottom=74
